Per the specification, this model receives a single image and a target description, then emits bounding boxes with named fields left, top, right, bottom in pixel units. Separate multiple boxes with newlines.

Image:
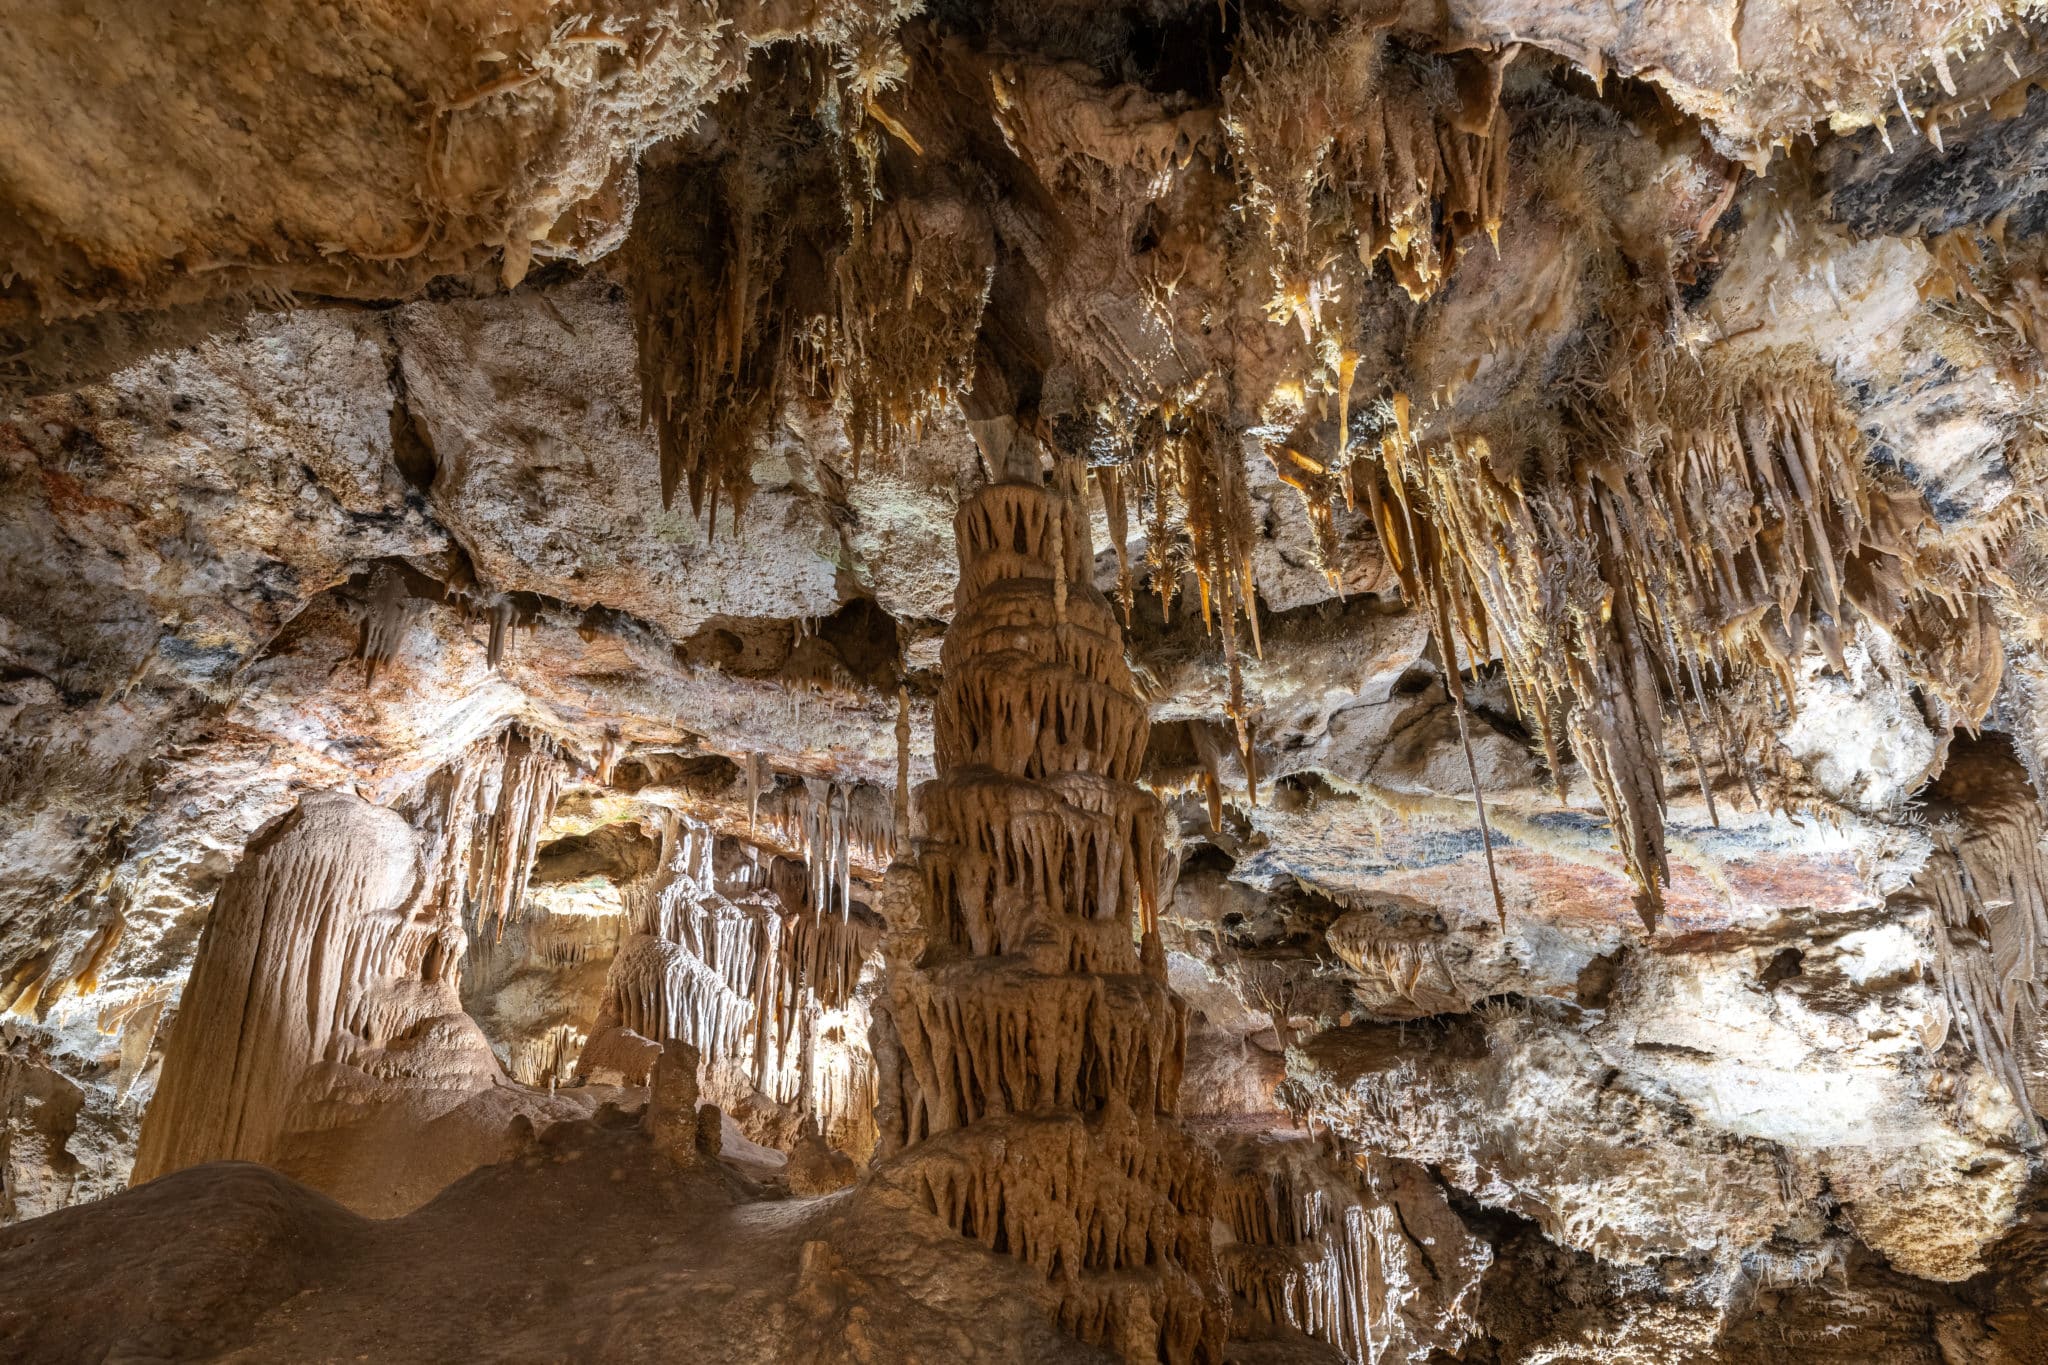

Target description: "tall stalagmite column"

left=872, top=470, right=1227, bottom=1364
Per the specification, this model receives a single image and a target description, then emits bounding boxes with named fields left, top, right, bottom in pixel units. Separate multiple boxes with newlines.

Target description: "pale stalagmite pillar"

left=871, top=470, right=1228, bottom=1364
left=133, top=791, right=424, bottom=1181
left=132, top=782, right=510, bottom=1209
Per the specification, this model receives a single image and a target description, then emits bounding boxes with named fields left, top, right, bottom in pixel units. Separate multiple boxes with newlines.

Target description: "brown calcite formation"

left=6, top=3, right=2048, bottom=1358
left=0, top=0, right=926, bottom=334
left=1903, top=737, right=2048, bottom=1143
left=872, top=474, right=1228, bottom=1364
left=1211, top=1134, right=1490, bottom=1362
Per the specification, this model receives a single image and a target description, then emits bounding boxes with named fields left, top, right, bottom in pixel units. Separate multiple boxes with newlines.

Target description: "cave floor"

left=0, top=1112, right=1113, bottom=1365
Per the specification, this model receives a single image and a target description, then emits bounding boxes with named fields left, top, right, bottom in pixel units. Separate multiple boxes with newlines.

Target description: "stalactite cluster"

left=1062, top=35, right=1509, bottom=797
left=354, top=566, right=537, bottom=684
left=1213, top=1139, right=1486, bottom=1365
left=504, top=1022, right=587, bottom=1091
left=413, top=727, right=567, bottom=943
left=0, top=881, right=126, bottom=1021
left=629, top=24, right=981, bottom=528
left=583, top=815, right=882, bottom=1155
left=1352, top=354, right=2004, bottom=926
left=9, top=0, right=2048, bottom=1356
left=874, top=473, right=1226, bottom=1364
left=1217, top=1155, right=1376, bottom=1360
left=358, top=572, right=422, bottom=687
left=1027, top=20, right=1512, bottom=788
left=1222, top=15, right=1509, bottom=323
left=627, top=59, right=841, bottom=533
left=1925, top=227, right=2048, bottom=387
left=755, top=776, right=896, bottom=917
left=818, top=191, right=994, bottom=466
left=462, top=889, right=623, bottom=1088
left=1908, top=740, right=2048, bottom=1140
left=1130, top=409, right=1266, bottom=799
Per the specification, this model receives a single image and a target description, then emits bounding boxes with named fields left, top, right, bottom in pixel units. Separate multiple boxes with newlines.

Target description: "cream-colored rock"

left=1290, top=911, right=2034, bottom=1279
left=1395, top=0, right=2020, bottom=163
left=396, top=277, right=849, bottom=639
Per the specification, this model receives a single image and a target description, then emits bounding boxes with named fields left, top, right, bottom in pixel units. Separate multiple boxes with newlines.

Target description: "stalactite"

left=1222, top=14, right=1509, bottom=402
left=462, top=885, right=622, bottom=1088
left=1265, top=443, right=1346, bottom=595
left=359, top=570, right=422, bottom=687
left=1131, top=410, right=1265, bottom=809
left=810, top=1003, right=880, bottom=1159
left=506, top=1024, right=587, bottom=1090
left=585, top=814, right=884, bottom=1151
left=465, top=729, right=568, bottom=942
left=755, top=777, right=896, bottom=912
left=628, top=66, right=830, bottom=535
left=875, top=474, right=1227, bottom=1364
left=1213, top=1139, right=1486, bottom=1365
left=482, top=593, right=522, bottom=670
left=817, top=192, right=994, bottom=467
left=0, top=899, right=128, bottom=1018
left=1114, top=14, right=1512, bottom=859
left=1355, top=354, right=2003, bottom=928
left=1908, top=743, right=2048, bottom=1141
left=1095, top=463, right=1136, bottom=625
left=745, top=751, right=768, bottom=835
left=629, top=30, right=978, bottom=523
left=895, top=684, right=913, bottom=856
left=1923, top=229, right=2048, bottom=388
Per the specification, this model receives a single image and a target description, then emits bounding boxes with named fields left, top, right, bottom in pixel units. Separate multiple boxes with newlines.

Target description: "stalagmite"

left=132, top=791, right=499, bottom=1185
left=873, top=472, right=1227, bottom=1363
left=646, top=1041, right=702, bottom=1163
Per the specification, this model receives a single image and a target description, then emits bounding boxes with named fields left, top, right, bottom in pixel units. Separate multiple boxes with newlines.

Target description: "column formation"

left=873, top=474, right=1226, bottom=1364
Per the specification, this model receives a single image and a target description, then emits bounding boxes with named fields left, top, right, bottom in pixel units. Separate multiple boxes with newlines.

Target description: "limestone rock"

left=787, top=1120, right=859, bottom=1196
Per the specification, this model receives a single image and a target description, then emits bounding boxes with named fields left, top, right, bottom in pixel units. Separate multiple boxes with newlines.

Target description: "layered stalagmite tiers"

left=873, top=476, right=1227, bottom=1364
